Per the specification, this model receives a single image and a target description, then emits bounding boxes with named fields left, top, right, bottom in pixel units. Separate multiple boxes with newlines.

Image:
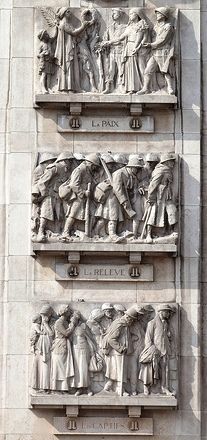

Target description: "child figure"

left=37, top=30, right=55, bottom=93
left=30, top=314, right=43, bottom=353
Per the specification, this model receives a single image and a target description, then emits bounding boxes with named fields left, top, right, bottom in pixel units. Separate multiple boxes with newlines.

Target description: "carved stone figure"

left=30, top=302, right=178, bottom=397
left=103, top=8, right=150, bottom=94
left=94, top=153, right=127, bottom=241
left=37, top=30, right=55, bottom=93
left=102, top=8, right=126, bottom=94
left=102, top=306, right=142, bottom=395
left=31, top=152, right=178, bottom=244
left=36, top=7, right=177, bottom=96
left=99, top=303, right=114, bottom=333
left=54, top=8, right=94, bottom=92
left=114, top=304, right=126, bottom=318
left=78, top=9, right=100, bottom=92
left=139, top=304, right=176, bottom=395
left=127, top=307, right=146, bottom=395
left=70, top=314, right=97, bottom=396
left=34, top=152, right=75, bottom=241
left=31, top=153, right=57, bottom=238
left=111, top=155, right=144, bottom=240
left=143, top=153, right=177, bottom=243
left=86, top=308, right=104, bottom=346
left=60, top=153, right=101, bottom=240
left=30, top=313, right=43, bottom=353
left=137, top=7, right=175, bottom=95
left=31, top=305, right=55, bottom=391
left=50, top=305, right=78, bottom=391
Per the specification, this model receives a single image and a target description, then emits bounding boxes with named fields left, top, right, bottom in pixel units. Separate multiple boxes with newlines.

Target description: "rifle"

left=140, top=203, right=152, bottom=240
left=100, top=158, right=136, bottom=219
left=85, top=182, right=91, bottom=237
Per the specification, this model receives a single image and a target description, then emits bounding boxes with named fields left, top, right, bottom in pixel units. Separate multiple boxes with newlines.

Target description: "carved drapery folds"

left=35, top=7, right=178, bottom=96
left=30, top=302, right=178, bottom=397
left=31, top=152, right=178, bottom=244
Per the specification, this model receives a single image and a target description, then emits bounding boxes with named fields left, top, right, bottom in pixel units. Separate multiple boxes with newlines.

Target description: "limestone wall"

left=0, top=0, right=202, bottom=439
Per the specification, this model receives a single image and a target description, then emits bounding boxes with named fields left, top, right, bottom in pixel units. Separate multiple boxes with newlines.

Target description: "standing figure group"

left=30, top=303, right=177, bottom=396
left=31, top=151, right=178, bottom=244
left=37, top=6, right=176, bottom=95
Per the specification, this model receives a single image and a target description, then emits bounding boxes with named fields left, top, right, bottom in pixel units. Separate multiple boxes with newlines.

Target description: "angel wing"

left=40, top=7, right=57, bottom=28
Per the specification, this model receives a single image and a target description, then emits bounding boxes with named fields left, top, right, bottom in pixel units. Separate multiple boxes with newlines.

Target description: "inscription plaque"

left=55, top=262, right=154, bottom=282
left=58, top=115, right=154, bottom=133
left=54, top=416, right=153, bottom=436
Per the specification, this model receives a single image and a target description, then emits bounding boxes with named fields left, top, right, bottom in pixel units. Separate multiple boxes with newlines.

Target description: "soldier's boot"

left=165, top=74, right=174, bottom=95
left=136, top=74, right=151, bottom=95
left=62, top=216, right=75, bottom=240
left=161, top=386, right=174, bottom=396
left=145, top=225, right=153, bottom=243
left=87, top=387, right=93, bottom=396
left=143, top=385, right=150, bottom=395
left=131, top=383, right=138, bottom=396
left=102, top=81, right=112, bottom=94
left=75, top=388, right=83, bottom=396
left=95, top=218, right=106, bottom=237
left=37, top=218, right=47, bottom=242
left=108, top=220, right=120, bottom=242
left=104, top=380, right=113, bottom=391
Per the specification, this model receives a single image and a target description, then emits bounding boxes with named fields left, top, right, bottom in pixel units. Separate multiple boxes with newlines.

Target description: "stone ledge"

left=30, top=393, right=177, bottom=409
left=34, top=93, right=177, bottom=109
left=32, top=242, right=177, bottom=256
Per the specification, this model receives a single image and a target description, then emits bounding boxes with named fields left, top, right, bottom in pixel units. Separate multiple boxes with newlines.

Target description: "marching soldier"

left=60, top=153, right=101, bottom=240
left=111, top=155, right=144, bottom=240
left=144, top=153, right=177, bottom=243
left=31, top=152, right=57, bottom=237
left=35, top=152, right=75, bottom=241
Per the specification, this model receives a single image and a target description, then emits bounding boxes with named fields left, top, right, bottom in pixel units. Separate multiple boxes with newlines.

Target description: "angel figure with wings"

left=40, top=7, right=95, bottom=93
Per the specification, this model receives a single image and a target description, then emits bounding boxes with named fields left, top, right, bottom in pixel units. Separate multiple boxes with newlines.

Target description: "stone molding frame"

left=34, top=6, right=179, bottom=107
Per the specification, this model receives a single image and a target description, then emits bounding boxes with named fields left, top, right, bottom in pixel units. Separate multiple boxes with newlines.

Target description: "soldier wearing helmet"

left=107, top=155, right=144, bottom=241
left=60, top=153, right=101, bottom=240
left=137, top=7, right=175, bottom=95
left=102, top=306, right=142, bottom=395
left=31, top=153, right=57, bottom=237
left=93, top=153, right=126, bottom=240
left=34, top=152, right=76, bottom=241
left=144, top=153, right=177, bottom=243
left=139, top=304, right=176, bottom=396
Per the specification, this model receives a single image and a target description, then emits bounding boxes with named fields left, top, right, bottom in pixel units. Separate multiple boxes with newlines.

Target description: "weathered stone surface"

left=58, top=115, right=155, bottom=133
left=0, top=1, right=204, bottom=440
left=54, top=416, right=154, bottom=435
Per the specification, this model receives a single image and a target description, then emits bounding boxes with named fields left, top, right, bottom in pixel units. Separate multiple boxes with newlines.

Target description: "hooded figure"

left=54, top=7, right=91, bottom=92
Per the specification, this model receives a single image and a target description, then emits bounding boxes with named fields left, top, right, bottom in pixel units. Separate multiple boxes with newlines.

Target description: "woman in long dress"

left=103, top=8, right=150, bottom=94
left=54, top=7, right=93, bottom=92
left=70, top=314, right=97, bottom=396
left=50, top=305, right=78, bottom=391
left=31, top=305, right=55, bottom=391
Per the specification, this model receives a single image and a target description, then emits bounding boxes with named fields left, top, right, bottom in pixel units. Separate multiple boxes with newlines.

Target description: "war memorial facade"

left=0, top=0, right=206, bottom=439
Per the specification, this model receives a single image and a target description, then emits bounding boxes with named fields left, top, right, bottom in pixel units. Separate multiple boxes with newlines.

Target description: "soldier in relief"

left=137, top=7, right=175, bottom=95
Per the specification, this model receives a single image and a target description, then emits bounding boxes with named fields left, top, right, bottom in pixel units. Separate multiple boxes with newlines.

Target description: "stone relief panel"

left=30, top=302, right=178, bottom=398
left=31, top=152, right=179, bottom=245
left=35, top=7, right=178, bottom=97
